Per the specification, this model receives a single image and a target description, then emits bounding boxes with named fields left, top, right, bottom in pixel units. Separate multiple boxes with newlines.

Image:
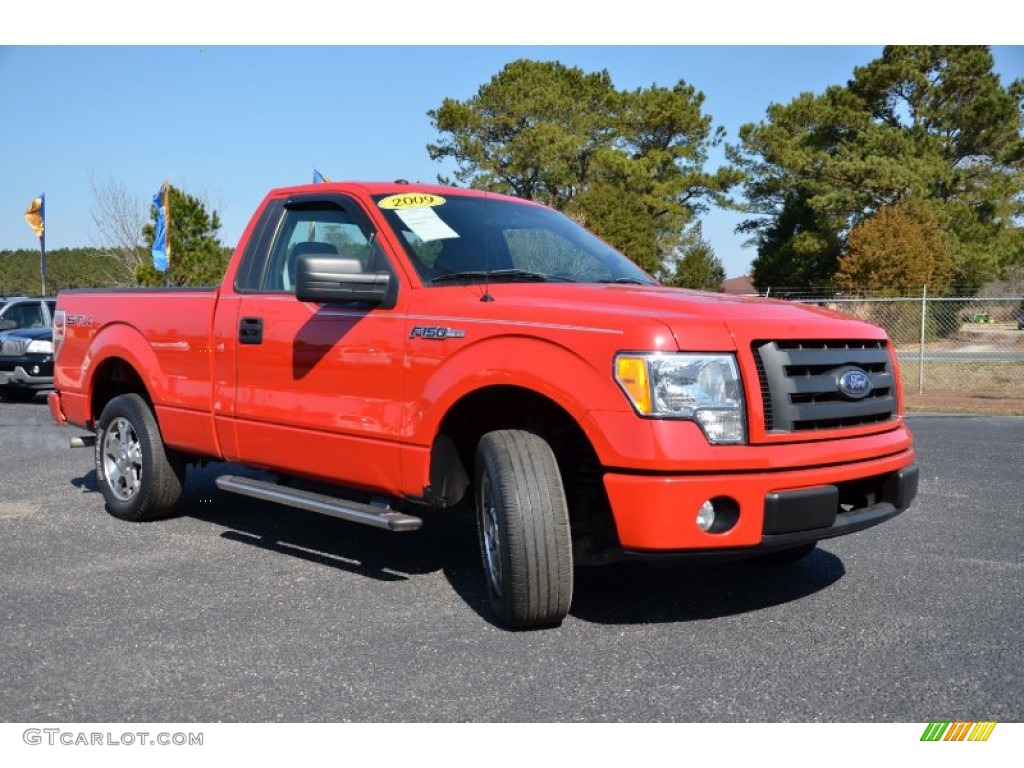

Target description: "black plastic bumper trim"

left=764, top=485, right=838, bottom=533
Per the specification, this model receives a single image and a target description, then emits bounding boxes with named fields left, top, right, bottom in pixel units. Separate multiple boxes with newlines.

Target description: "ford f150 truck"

left=49, top=182, right=918, bottom=628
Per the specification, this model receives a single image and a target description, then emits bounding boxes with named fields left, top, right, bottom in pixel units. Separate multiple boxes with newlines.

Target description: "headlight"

left=26, top=339, right=54, bottom=354
left=615, top=353, right=746, bottom=444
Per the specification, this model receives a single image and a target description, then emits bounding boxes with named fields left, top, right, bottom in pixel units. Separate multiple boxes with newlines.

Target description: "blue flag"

left=152, top=187, right=168, bottom=272
left=313, top=168, right=328, bottom=183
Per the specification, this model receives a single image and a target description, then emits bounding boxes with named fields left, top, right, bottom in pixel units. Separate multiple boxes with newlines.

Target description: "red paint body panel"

left=228, top=295, right=408, bottom=489
left=50, top=181, right=917, bottom=554
left=585, top=409, right=913, bottom=471
left=53, top=293, right=222, bottom=458
left=47, top=390, right=65, bottom=425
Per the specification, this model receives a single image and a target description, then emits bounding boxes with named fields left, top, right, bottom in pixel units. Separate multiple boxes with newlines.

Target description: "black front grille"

left=753, top=340, right=896, bottom=433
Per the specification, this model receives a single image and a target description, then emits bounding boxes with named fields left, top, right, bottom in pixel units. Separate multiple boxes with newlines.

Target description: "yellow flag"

left=25, top=197, right=45, bottom=239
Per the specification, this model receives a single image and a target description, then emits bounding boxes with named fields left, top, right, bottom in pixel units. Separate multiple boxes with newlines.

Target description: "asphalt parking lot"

left=1, top=398, right=1021, bottom=722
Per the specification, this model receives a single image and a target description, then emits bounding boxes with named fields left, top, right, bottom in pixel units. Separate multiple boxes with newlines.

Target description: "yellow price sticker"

left=378, top=193, right=446, bottom=209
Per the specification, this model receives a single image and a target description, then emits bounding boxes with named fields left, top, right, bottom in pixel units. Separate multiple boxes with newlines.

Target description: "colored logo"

left=920, top=721, right=997, bottom=742
left=837, top=368, right=871, bottom=400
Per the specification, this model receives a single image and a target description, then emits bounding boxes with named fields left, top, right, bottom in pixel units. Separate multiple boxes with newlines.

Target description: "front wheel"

left=95, top=393, right=185, bottom=521
left=475, top=430, right=573, bottom=629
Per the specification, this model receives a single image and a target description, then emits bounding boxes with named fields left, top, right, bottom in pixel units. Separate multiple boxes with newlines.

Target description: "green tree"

left=0, top=248, right=128, bottom=294
left=732, top=46, right=1024, bottom=294
left=138, top=186, right=229, bottom=287
left=835, top=199, right=953, bottom=295
left=428, top=59, right=740, bottom=275
left=662, top=224, right=726, bottom=291
left=852, top=46, right=1024, bottom=293
left=746, top=191, right=844, bottom=291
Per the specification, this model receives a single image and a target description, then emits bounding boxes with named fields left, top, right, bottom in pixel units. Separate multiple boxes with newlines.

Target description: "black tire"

left=0, top=388, right=39, bottom=402
left=95, top=393, right=185, bottom=521
left=753, top=542, right=817, bottom=565
left=474, top=430, right=573, bottom=629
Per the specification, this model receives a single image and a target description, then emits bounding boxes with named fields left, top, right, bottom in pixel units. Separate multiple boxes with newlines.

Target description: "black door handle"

left=239, top=317, right=263, bottom=345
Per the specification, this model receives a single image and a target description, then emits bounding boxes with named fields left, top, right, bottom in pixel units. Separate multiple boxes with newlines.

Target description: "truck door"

left=231, top=196, right=407, bottom=492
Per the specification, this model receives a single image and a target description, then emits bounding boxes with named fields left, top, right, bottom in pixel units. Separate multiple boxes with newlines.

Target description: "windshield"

left=373, top=193, right=657, bottom=286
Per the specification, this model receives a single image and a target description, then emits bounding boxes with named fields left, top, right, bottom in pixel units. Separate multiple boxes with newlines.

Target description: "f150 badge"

left=410, top=326, right=465, bottom=340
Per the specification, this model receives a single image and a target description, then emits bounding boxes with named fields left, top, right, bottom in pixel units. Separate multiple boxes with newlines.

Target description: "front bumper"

left=603, top=449, right=917, bottom=555
left=0, top=362, right=54, bottom=389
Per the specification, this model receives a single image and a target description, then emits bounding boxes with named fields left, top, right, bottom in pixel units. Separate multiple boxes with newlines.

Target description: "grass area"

left=904, top=394, right=1024, bottom=416
left=899, top=360, right=1024, bottom=415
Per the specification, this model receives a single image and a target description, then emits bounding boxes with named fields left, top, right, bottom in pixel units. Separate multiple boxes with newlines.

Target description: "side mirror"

left=295, top=254, right=396, bottom=308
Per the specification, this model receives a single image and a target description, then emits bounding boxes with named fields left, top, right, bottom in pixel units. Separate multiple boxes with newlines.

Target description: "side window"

left=2, top=302, right=45, bottom=329
left=261, top=205, right=376, bottom=293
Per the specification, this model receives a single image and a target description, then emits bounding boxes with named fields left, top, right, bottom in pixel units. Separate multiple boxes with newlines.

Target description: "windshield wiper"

left=597, top=276, right=654, bottom=285
left=432, top=269, right=576, bottom=284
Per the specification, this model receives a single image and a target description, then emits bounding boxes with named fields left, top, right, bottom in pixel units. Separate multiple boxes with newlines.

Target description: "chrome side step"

left=215, top=475, right=422, bottom=532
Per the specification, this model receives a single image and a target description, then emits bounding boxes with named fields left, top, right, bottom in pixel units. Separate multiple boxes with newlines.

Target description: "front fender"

left=409, top=334, right=625, bottom=445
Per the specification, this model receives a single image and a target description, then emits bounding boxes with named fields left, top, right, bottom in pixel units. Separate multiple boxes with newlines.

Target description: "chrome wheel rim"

left=479, top=473, right=503, bottom=597
left=102, top=417, right=143, bottom=501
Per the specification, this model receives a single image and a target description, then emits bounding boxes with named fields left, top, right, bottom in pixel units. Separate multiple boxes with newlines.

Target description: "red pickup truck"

left=49, top=182, right=917, bottom=628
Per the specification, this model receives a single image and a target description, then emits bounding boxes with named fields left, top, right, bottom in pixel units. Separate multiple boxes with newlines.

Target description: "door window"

left=262, top=206, right=376, bottom=293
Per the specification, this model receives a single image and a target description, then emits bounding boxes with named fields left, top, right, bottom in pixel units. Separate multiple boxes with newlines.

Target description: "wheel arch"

left=90, top=356, right=154, bottom=426
left=84, top=323, right=162, bottom=426
left=427, top=384, right=619, bottom=564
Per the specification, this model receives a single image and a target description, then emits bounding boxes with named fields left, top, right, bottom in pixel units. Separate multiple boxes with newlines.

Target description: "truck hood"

left=486, top=283, right=886, bottom=348
left=0, top=325, right=53, bottom=343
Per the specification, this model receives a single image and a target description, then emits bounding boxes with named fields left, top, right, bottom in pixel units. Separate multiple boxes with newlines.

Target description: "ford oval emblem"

left=837, top=368, right=872, bottom=400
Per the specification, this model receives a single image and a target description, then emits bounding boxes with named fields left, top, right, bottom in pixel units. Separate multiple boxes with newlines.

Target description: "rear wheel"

left=95, top=394, right=185, bottom=521
left=475, top=430, right=573, bottom=629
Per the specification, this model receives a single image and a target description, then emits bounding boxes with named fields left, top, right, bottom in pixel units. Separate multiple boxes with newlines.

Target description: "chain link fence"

left=785, top=291, right=1024, bottom=410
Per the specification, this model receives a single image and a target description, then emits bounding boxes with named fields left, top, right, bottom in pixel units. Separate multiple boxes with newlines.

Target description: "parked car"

left=0, top=325, right=54, bottom=401
left=0, top=296, right=57, bottom=332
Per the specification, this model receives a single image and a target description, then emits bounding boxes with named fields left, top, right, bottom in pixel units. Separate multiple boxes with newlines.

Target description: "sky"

left=1, top=43, right=1022, bottom=279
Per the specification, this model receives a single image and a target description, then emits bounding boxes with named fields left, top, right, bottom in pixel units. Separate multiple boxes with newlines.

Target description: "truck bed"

left=54, top=287, right=222, bottom=458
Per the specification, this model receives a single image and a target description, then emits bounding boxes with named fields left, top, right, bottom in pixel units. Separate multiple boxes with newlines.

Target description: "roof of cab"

left=265, top=181, right=537, bottom=206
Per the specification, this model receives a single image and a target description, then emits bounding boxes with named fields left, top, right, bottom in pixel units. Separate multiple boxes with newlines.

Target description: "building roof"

left=722, top=275, right=757, bottom=295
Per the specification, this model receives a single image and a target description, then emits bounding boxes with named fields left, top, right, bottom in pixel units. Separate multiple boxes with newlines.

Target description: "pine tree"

left=428, top=59, right=740, bottom=276
left=139, top=186, right=229, bottom=287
